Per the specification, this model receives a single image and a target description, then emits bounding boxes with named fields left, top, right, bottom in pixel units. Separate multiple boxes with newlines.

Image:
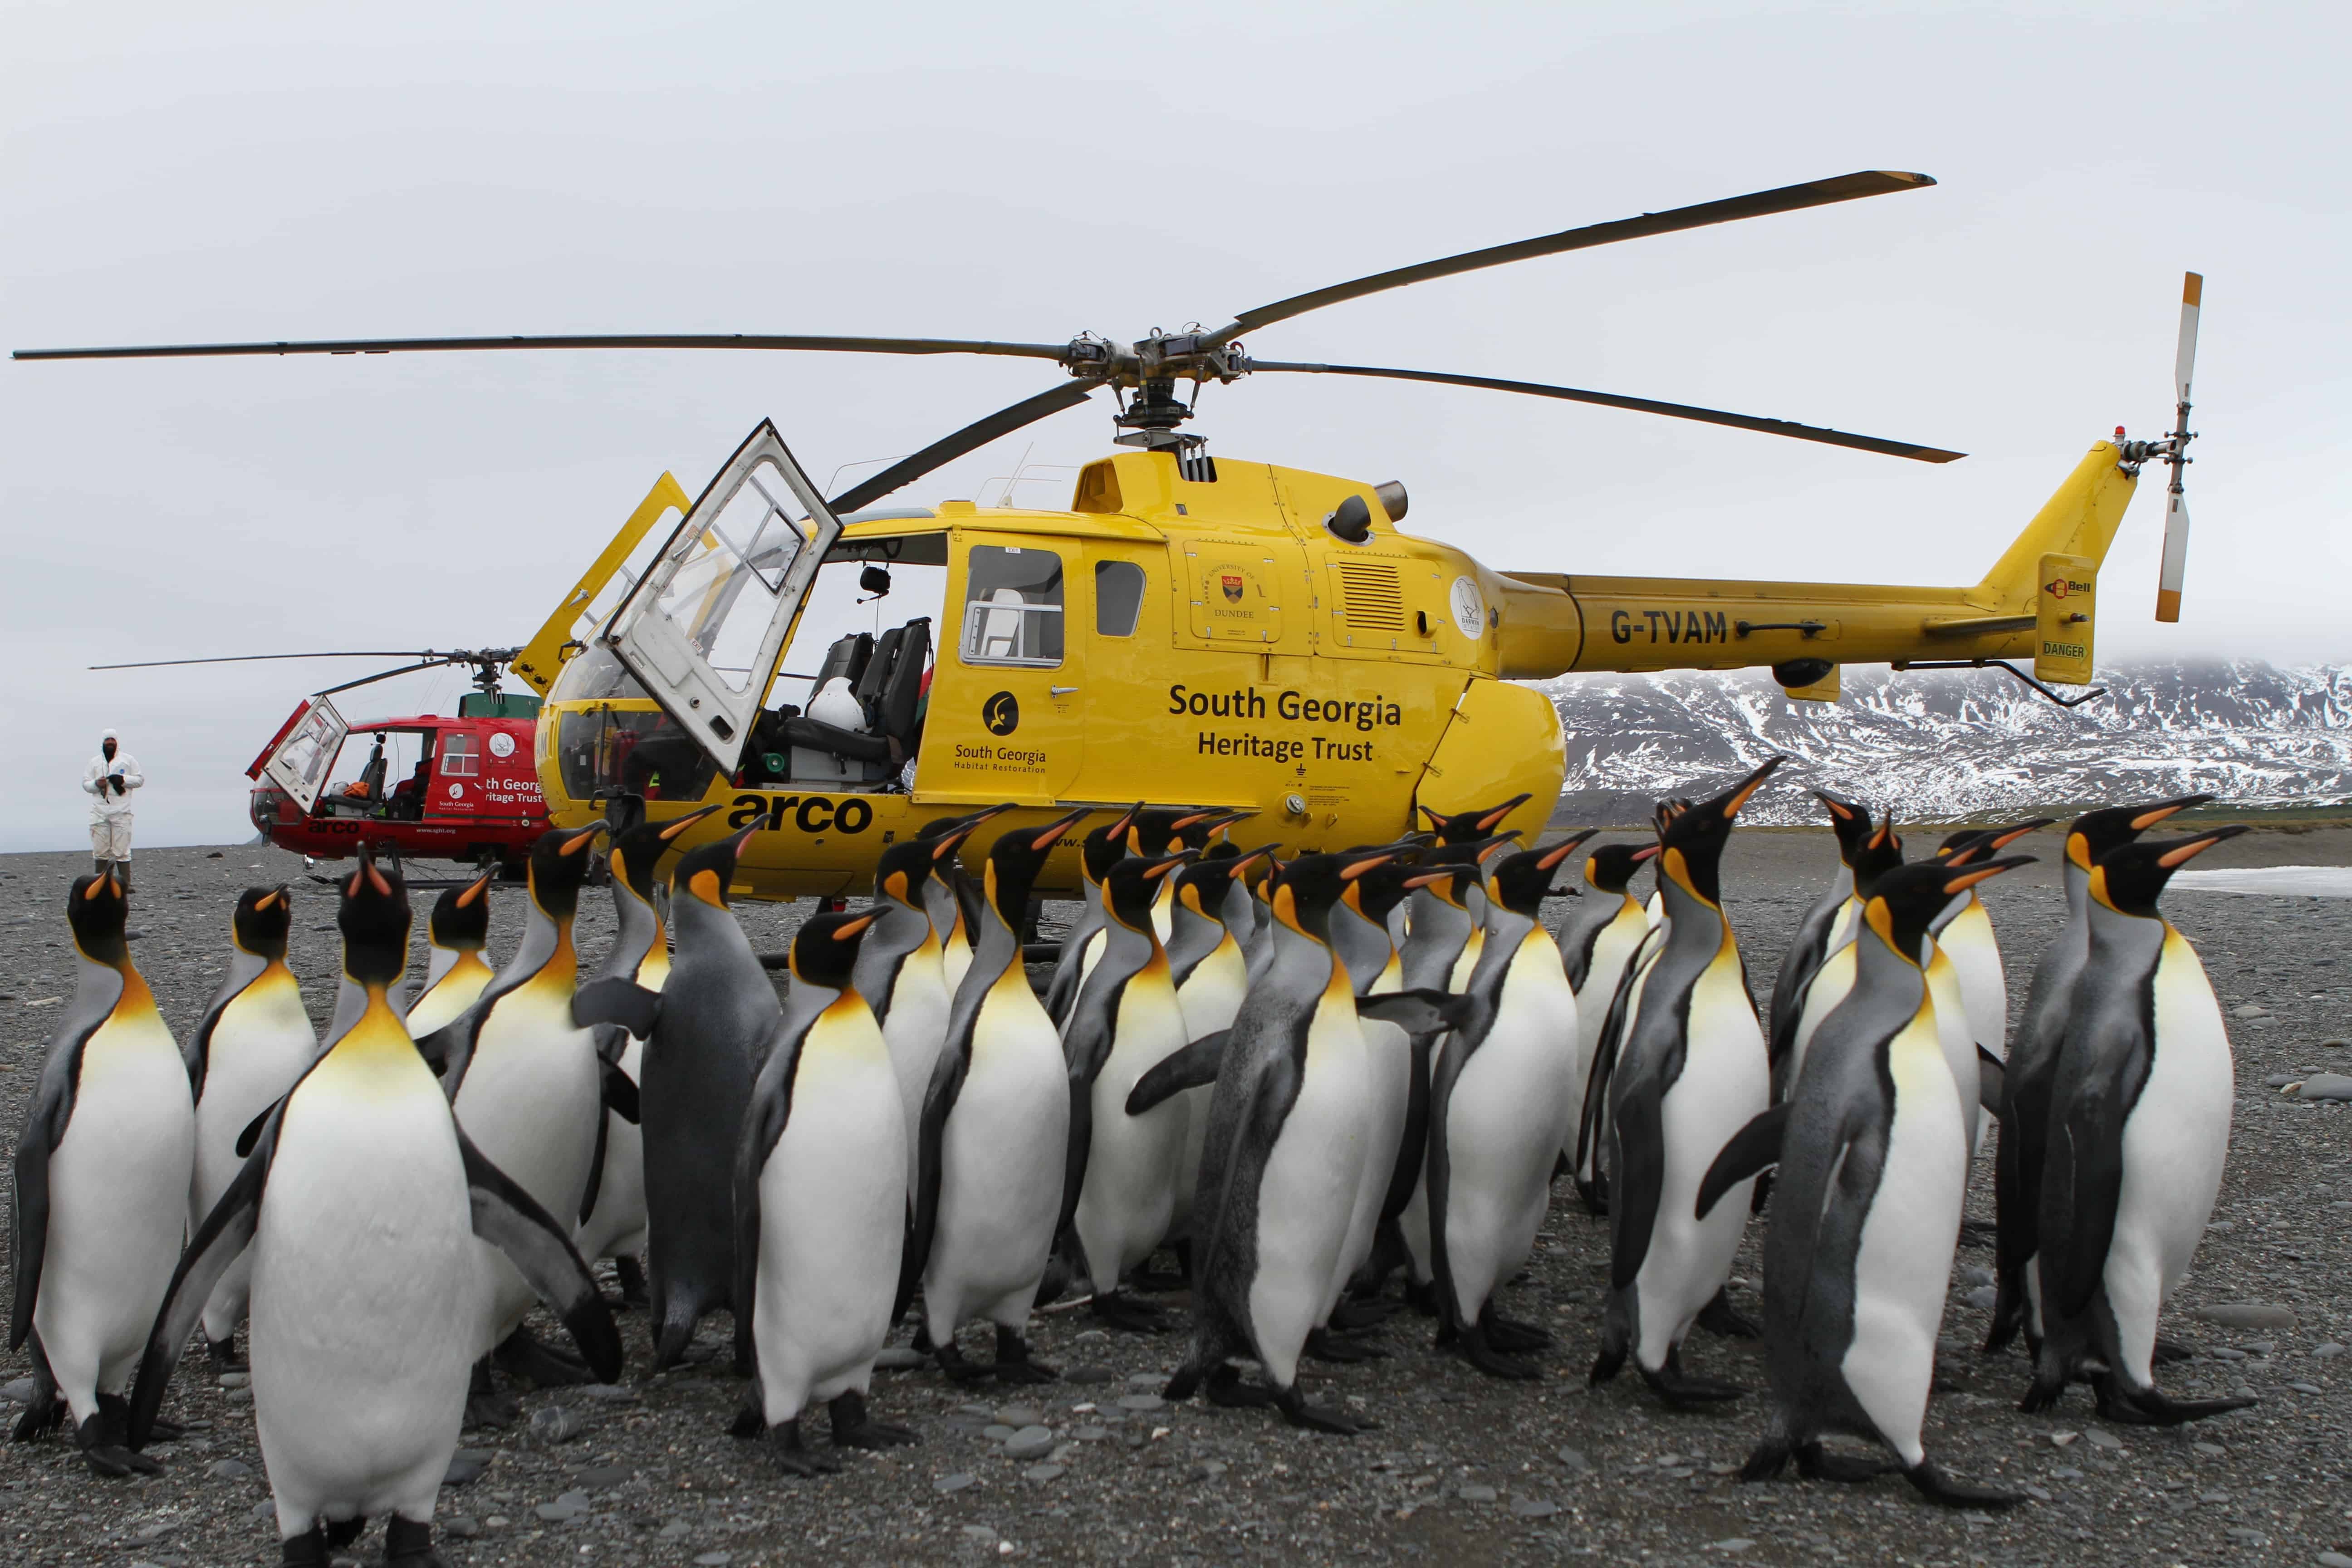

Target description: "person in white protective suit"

left=83, top=728, right=143, bottom=892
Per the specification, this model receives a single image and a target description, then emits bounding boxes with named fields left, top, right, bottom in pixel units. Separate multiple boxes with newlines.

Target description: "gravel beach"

left=3, top=826, right=2347, bottom=1567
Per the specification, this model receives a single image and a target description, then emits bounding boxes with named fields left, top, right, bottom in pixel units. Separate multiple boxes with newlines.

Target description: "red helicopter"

left=96, top=646, right=552, bottom=879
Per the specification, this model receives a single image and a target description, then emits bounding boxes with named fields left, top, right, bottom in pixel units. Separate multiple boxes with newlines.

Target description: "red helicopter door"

left=257, top=697, right=349, bottom=814
left=601, top=420, right=843, bottom=775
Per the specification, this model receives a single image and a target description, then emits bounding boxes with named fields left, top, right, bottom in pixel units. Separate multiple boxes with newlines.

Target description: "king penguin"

left=1694, top=857, right=2032, bottom=1509
left=1926, top=819, right=2050, bottom=1158
left=1423, top=838, right=1590, bottom=1378
left=1058, top=851, right=1195, bottom=1331
left=1765, top=791, right=1878, bottom=1084
left=127, top=848, right=619, bottom=1565
left=420, top=821, right=620, bottom=1391
left=1775, top=816, right=1907, bottom=1100
left=186, top=886, right=318, bottom=1369
left=1558, top=838, right=1656, bottom=1205
left=1985, top=793, right=2211, bottom=1355
left=575, top=823, right=772, bottom=1371
left=8, top=866, right=196, bottom=1476
left=405, top=875, right=495, bottom=1039
left=900, top=806, right=1091, bottom=1382
left=1591, top=758, right=1781, bottom=1406
left=2023, top=824, right=2254, bottom=1426
left=733, top=909, right=916, bottom=1475
left=1159, top=848, right=1278, bottom=1272
left=1158, top=850, right=1464, bottom=1432
left=577, top=802, right=722, bottom=1310
left=1043, top=804, right=1142, bottom=1026
left=857, top=809, right=1007, bottom=1196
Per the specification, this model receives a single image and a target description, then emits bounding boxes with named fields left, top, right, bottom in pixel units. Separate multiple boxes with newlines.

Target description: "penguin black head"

left=1175, top=808, right=1254, bottom=851
left=66, top=870, right=131, bottom=966
left=1866, top=856, right=2034, bottom=961
left=1404, top=834, right=1517, bottom=908
left=874, top=838, right=941, bottom=913
left=1656, top=757, right=1785, bottom=906
left=674, top=821, right=763, bottom=911
left=1485, top=833, right=1594, bottom=918
left=2091, top=825, right=2248, bottom=918
left=231, top=886, right=294, bottom=960
left=1273, top=847, right=1410, bottom=942
left=1583, top=841, right=1659, bottom=896
left=1418, top=793, right=1533, bottom=846
left=1849, top=814, right=1907, bottom=897
left=337, top=848, right=412, bottom=989
left=1937, top=818, right=2053, bottom=867
left=1078, top=803, right=1145, bottom=883
left=427, top=873, right=494, bottom=952
left=788, top=908, right=877, bottom=992
left=984, top=805, right=1092, bottom=918
left=526, top=822, right=609, bottom=921
left=1815, top=790, right=1877, bottom=867
left=2066, top=793, right=2215, bottom=874
left=1173, top=844, right=1279, bottom=921
left=1126, top=806, right=1226, bottom=858
left=611, top=802, right=724, bottom=904
left=1103, top=852, right=1191, bottom=929
left=1345, top=854, right=1420, bottom=928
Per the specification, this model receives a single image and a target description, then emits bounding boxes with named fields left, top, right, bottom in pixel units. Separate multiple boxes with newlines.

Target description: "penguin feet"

left=1459, top=1324, right=1542, bottom=1382
left=2092, top=1376, right=2257, bottom=1427
left=1329, top=1293, right=1400, bottom=1331
left=1129, top=1249, right=1192, bottom=1294
left=1274, top=1384, right=1373, bottom=1436
left=10, top=1387, right=65, bottom=1444
left=933, top=1338, right=996, bottom=1386
left=1695, top=1289, right=1763, bottom=1341
left=828, top=1391, right=920, bottom=1450
left=1956, top=1218, right=1999, bottom=1249
left=1304, top=1328, right=1390, bottom=1365
left=494, top=1326, right=594, bottom=1388
left=76, top=1404, right=163, bottom=1478
left=761, top=1418, right=843, bottom=1477
left=1737, top=1434, right=1793, bottom=1482
left=205, top=1334, right=247, bottom=1372
left=103, top=1393, right=181, bottom=1443
left=1088, top=1289, right=1171, bottom=1335
left=1638, top=1347, right=1744, bottom=1409
left=2151, top=1335, right=2195, bottom=1365
left=727, top=1396, right=766, bottom=1440
left=462, top=1362, right=521, bottom=1430
left=1202, top=1365, right=1276, bottom=1409
left=1404, top=1279, right=1443, bottom=1318
left=612, top=1256, right=652, bottom=1312
left=280, top=1525, right=330, bottom=1567
left=986, top=1326, right=1059, bottom=1385
left=1904, top=1457, right=2023, bottom=1510
left=1795, top=1443, right=1902, bottom=1483
left=1480, top=1312, right=1554, bottom=1353
left=383, top=1514, right=453, bottom=1568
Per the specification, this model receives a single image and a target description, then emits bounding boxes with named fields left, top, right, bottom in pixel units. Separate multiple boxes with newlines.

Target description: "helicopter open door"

left=600, top=421, right=843, bottom=774
left=254, top=696, right=350, bottom=815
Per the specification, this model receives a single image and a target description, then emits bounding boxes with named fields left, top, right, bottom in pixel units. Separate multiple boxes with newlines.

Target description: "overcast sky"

left=5, top=1, right=2345, bottom=852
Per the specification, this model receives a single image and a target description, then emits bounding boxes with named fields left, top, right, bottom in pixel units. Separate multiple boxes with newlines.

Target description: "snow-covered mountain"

left=1536, top=662, right=2352, bottom=826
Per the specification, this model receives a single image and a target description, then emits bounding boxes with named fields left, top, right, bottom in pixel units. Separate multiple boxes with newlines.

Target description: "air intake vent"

left=1177, top=452, right=1218, bottom=484
left=1334, top=561, right=1406, bottom=631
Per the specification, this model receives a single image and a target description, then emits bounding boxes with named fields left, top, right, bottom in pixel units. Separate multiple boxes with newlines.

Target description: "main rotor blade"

left=828, top=381, right=1101, bottom=514
left=314, top=658, right=482, bottom=698
left=1245, top=360, right=1964, bottom=463
left=1209, top=171, right=1935, bottom=345
left=14, top=333, right=1073, bottom=365
left=89, top=650, right=490, bottom=671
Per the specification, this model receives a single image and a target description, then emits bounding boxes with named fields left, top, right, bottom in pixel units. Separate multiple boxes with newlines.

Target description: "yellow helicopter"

left=19, top=171, right=2204, bottom=899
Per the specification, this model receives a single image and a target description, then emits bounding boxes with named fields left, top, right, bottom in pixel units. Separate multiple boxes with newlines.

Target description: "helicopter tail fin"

left=1971, top=439, right=2140, bottom=613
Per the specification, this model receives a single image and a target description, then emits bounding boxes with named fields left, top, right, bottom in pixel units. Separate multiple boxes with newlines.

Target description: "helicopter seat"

left=773, top=617, right=933, bottom=789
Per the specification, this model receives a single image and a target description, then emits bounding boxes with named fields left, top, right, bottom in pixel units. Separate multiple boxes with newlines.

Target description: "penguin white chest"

left=2111, top=938, right=2234, bottom=1306
left=36, top=1008, right=194, bottom=1408
left=194, top=968, right=316, bottom=1217
left=1841, top=1011, right=1967, bottom=1466
left=453, top=981, right=601, bottom=1217
left=1246, top=994, right=1369, bottom=1384
left=1073, top=969, right=1191, bottom=1285
left=880, top=941, right=950, bottom=1184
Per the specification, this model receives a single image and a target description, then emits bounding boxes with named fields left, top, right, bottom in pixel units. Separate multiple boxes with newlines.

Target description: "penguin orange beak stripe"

left=831, top=913, right=877, bottom=941
left=1339, top=853, right=1394, bottom=881
left=255, top=889, right=283, bottom=912
left=559, top=822, right=609, bottom=858
left=367, top=862, right=392, bottom=897
left=1535, top=839, right=1582, bottom=872
left=456, top=872, right=492, bottom=908
left=727, top=822, right=762, bottom=856
left=1029, top=806, right=1094, bottom=853
left=1631, top=844, right=1660, bottom=863
left=1472, top=794, right=1533, bottom=831
left=656, top=802, right=726, bottom=843
left=1400, top=870, right=1450, bottom=890
left=1475, top=834, right=1519, bottom=864
left=1941, top=859, right=2026, bottom=896
left=1989, top=818, right=2056, bottom=848
left=1722, top=757, right=1786, bottom=819
left=2131, top=793, right=2216, bottom=831
left=2156, top=825, right=2248, bottom=868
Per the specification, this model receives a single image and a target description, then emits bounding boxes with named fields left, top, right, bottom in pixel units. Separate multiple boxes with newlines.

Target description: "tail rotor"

left=2151, top=272, right=2202, bottom=622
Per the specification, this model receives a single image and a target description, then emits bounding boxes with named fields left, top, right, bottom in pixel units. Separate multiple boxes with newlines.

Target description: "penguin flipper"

left=9, top=1038, right=90, bottom=1352
left=1356, top=990, right=1475, bottom=1035
left=1577, top=926, right=1661, bottom=1195
left=1694, top=1104, right=1790, bottom=1220
left=1423, top=1015, right=1477, bottom=1333
left=1124, top=1032, right=1230, bottom=1116
left=900, top=1041, right=974, bottom=1324
left=573, top=978, right=663, bottom=1039
left=1974, top=1045, right=2005, bottom=1114
left=412, top=1012, right=484, bottom=1096
left=1607, top=1070, right=1667, bottom=1294
left=456, top=1127, right=622, bottom=1384
left=2042, top=1050, right=2143, bottom=1323
left=1378, top=1033, right=1433, bottom=1226
left=129, top=1112, right=280, bottom=1446
left=600, top=1059, right=642, bottom=1125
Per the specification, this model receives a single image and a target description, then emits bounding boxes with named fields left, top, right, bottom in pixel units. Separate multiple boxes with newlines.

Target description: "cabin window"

left=960, top=544, right=1064, bottom=667
left=440, top=732, right=480, bottom=778
left=1095, top=561, right=1146, bottom=637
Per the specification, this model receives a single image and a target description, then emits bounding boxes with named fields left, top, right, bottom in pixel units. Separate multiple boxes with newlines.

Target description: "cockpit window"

left=960, top=544, right=1064, bottom=667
